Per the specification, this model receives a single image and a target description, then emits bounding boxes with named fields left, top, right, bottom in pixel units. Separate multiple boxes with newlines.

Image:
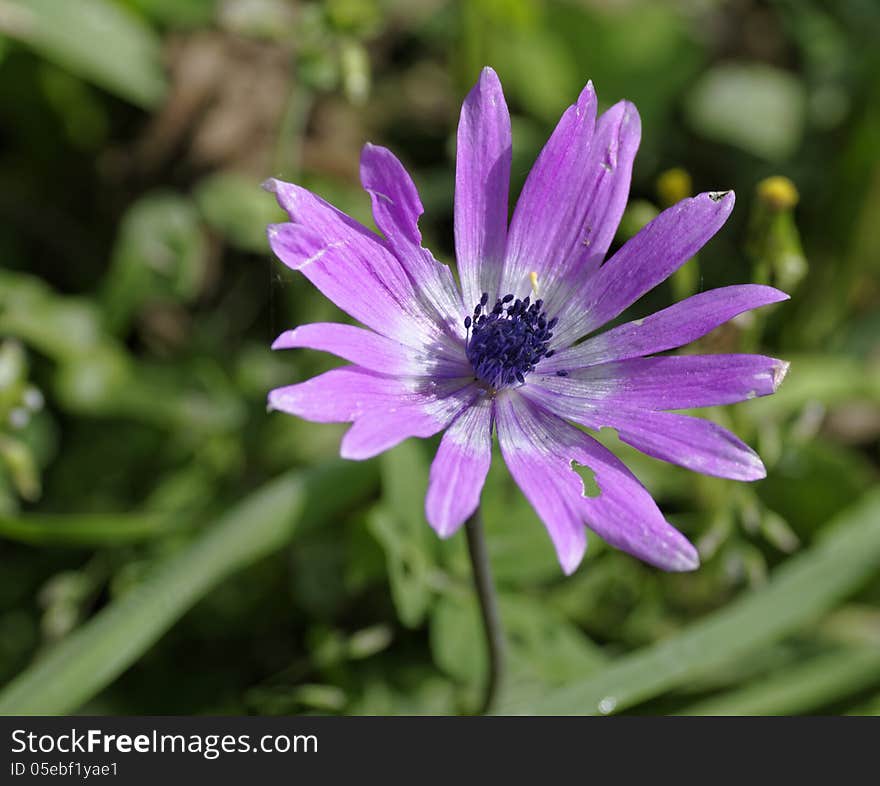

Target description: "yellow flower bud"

left=656, top=167, right=692, bottom=208
left=756, top=176, right=799, bottom=211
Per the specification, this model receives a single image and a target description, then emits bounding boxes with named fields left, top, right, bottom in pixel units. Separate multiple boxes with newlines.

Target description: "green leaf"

left=368, top=441, right=436, bottom=628
left=481, top=449, right=561, bottom=584
left=52, top=353, right=246, bottom=434
left=126, top=0, right=216, bottom=28
left=0, top=270, right=103, bottom=361
left=511, top=491, right=880, bottom=715
left=685, top=62, right=806, bottom=160
left=848, top=692, right=880, bottom=716
left=758, top=439, right=876, bottom=535
left=102, top=192, right=208, bottom=333
left=367, top=508, right=435, bottom=629
left=679, top=648, right=880, bottom=715
left=0, top=511, right=177, bottom=546
left=0, top=462, right=376, bottom=715
left=380, top=439, right=430, bottom=531
left=428, top=591, right=608, bottom=710
left=0, top=435, right=40, bottom=501
left=194, top=172, right=285, bottom=253
left=0, top=0, right=166, bottom=107
left=500, top=595, right=607, bottom=686
left=429, top=593, right=485, bottom=685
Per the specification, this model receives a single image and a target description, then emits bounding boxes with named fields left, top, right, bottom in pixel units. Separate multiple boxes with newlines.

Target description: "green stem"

left=464, top=507, right=504, bottom=715
left=272, top=85, right=314, bottom=178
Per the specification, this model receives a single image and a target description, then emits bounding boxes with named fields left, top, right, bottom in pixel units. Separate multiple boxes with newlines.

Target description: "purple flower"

left=266, top=68, right=789, bottom=575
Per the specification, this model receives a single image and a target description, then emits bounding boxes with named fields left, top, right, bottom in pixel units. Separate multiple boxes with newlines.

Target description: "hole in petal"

left=571, top=461, right=601, bottom=499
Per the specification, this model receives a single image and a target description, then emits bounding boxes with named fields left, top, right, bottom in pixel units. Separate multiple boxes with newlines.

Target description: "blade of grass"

left=0, top=512, right=177, bottom=546
left=679, top=647, right=880, bottom=715
left=846, top=692, right=880, bottom=716
left=0, top=462, right=376, bottom=716
left=511, top=490, right=880, bottom=715
left=0, top=0, right=166, bottom=107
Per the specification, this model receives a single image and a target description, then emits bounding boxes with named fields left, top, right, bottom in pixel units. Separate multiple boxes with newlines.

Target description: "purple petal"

left=267, top=367, right=408, bottom=423
left=495, top=392, right=698, bottom=573
left=266, top=180, right=457, bottom=354
left=610, top=411, right=766, bottom=481
left=272, top=323, right=469, bottom=378
left=455, top=67, right=512, bottom=309
left=360, top=143, right=423, bottom=247
left=425, top=395, right=494, bottom=537
left=572, top=100, right=642, bottom=281
left=501, top=83, right=598, bottom=304
left=539, top=284, right=789, bottom=372
left=552, top=191, right=736, bottom=347
left=522, top=384, right=765, bottom=481
left=494, top=392, right=587, bottom=574
left=360, top=144, right=465, bottom=335
left=533, top=354, right=789, bottom=410
left=340, top=384, right=479, bottom=460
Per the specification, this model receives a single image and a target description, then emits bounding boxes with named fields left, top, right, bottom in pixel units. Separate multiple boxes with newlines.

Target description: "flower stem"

left=464, top=507, right=504, bottom=715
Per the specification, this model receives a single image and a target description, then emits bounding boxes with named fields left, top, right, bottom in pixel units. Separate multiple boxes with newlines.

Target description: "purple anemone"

left=266, top=67, right=789, bottom=575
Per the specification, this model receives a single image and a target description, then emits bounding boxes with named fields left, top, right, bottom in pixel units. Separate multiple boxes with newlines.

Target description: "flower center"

left=464, top=292, right=557, bottom=389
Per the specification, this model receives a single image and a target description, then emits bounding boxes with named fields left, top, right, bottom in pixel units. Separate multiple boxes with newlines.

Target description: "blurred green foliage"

left=0, top=0, right=878, bottom=716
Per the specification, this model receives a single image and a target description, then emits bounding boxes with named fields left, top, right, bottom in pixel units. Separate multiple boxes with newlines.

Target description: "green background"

left=0, top=0, right=878, bottom=715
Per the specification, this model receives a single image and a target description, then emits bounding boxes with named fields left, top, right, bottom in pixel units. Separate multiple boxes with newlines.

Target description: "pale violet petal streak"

left=501, top=82, right=597, bottom=304
left=494, top=392, right=588, bottom=575
left=495, top=392, right=698, bottom=573
left=571, top=100, right=642, bottom=283
left=267, top=367, right=409, bottom=423
left=521, top=384, right=766, bottom=482
left=272, top=323, right=469, bottom=378
left=340, top=382, right=479, bottom=461
left=360, top=144, right=466, bottom=337
left=425, top=393, right=494, bottom=537
left=533, top=354, right=790, bottom=410
left=265, top=179, right=450, bottom=352
left=267, top=177, right=410, bottom=287
left=552, top=191, right=736, bottom=348
left=609, top=411, right=766, bottom=481
left=539, top=284, right=789, bottom=373
left=455, top=66, right=512, bottom=309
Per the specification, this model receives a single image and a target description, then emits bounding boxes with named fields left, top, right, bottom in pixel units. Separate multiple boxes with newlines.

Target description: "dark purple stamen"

left=462, top=293, right=558, bottom=389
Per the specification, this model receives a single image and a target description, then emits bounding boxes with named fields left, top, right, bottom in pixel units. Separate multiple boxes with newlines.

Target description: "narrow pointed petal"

left=495, top=392, right=698, bottom=573
left=494, top=393, right=587, bottom=574
left=426, top=395, right=494, bottom=537
left=501, top=83, right=598, bottom=302
left=552, top=191, right=736, bottom=347
left=610, top=411, right=766, bottom=481
left=340, top=384, right=478, bottom=460
left=568, top=434, right=699, bottom=572
left=533, top=354, right=789, bottom=410
left=455, top=66, right=512, bottom=309
left=521, top=384, right=765, bottom=481
left=360, top=144, right=465, bottom=335
left=267, top=367, right=408, bottom=423
left=272, top=323, right=469, bottom=378
left=572, top=100, right=642, bottom=281
left=266, top=179, right=456, bottom=353
left=359, top=143, right=423, bottom=248
left=268, top=221, right=460, bottom=357
left=540, top=284, right=789, bottom=373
